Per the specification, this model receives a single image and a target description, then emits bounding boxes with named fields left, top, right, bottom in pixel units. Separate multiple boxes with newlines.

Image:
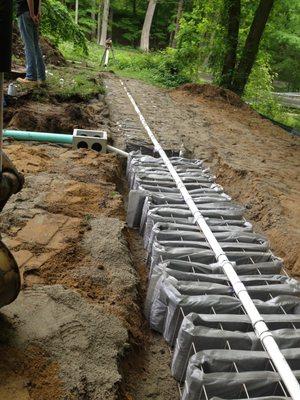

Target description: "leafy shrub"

left=114, top=48, right=189, bottom=87
left=42, top=0, right=88, bottom=54
left=244, top=52, right=282, bottom=119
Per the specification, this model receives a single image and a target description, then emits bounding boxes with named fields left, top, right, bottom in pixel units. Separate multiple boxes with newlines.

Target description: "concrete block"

left=73, top=129, right=107, bottom=153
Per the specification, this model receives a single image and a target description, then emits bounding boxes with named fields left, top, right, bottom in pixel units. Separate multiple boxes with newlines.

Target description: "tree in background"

left=97, top=0, right=102, bottom=44
left=140, top=0, right=157, bottom=51
left=100, top=0, right=110, bottom=45
left=219, top=0, right=241, bottom=89
left=75, top=0, right=79, bottom=23
left=264, top=0, right=300, bottom=91
left=230, top=0, right=275, bottom=95
left=219, top=0, right=275, bottom=95
left=170, top=0, right=184, bottom=48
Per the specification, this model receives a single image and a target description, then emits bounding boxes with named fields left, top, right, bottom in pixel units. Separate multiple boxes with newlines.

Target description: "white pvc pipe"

left=119, top=78, right=300, bottom=399
left=107, top=144, right=128, bottom=158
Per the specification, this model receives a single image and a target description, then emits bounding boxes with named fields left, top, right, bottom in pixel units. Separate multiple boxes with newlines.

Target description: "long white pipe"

left=107, top=144, right=128, bottom=158
left=119, top=78, right=300, bottom=399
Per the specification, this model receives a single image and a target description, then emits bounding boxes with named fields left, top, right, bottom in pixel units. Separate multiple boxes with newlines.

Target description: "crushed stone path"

left=104, top=73, right=300, bottom=277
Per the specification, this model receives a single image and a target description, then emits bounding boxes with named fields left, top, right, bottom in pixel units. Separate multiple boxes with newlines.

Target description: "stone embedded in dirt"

left=12, top=250, right=33, bottom=267
left=17, top=213, right=68, bottom=246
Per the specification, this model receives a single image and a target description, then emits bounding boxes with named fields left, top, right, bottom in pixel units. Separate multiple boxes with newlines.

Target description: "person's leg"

left=18, top=12, right=38, bottom=81
left=33, top=26, right=46, bottom=82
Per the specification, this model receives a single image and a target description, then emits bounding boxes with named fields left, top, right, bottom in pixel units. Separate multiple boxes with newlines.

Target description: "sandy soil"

left=104, top=74, right=300, bottom=277
left=0, top=144, right=135, bottom=400
left=1, top=81, right=180, bottom=399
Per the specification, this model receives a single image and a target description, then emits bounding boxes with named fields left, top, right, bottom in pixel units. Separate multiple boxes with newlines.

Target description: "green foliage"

left=244, top=52, right=282, bottom=119
left=62, top=0, right=99, bottom=36
left=113, top=47, right=190, bottom=87
left=263, top=0, right=300, bottom=91
left=41, top=0, right=88, bottom=54
left=175, top=0, right=224, bottom=79
left=111, top=0, right=178, bottom=48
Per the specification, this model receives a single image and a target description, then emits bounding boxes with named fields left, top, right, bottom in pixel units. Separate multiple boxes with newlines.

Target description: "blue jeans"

left=18, top=12, right=46, bottom=81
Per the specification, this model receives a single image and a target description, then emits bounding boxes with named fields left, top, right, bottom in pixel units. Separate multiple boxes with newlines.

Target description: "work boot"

left=37, top=80, right=47, bottom=88
left=16, top=77, right=38, bottom=87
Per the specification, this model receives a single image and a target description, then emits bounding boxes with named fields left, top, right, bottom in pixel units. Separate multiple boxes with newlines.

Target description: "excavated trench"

left=0, top=87, right=179, bottom=400
left=2, top=72, right=299, bottom=399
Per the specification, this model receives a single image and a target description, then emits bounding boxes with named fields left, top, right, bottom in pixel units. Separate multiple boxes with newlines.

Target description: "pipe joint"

left=216, top=253, right=227, bottom=262
left=259, top=329, right=273, bottom=342
left=253, top=319, right=268, bottom=333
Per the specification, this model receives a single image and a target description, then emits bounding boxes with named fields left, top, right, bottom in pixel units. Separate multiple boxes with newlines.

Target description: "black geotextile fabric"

left=126, top=153, right=300, bottom=399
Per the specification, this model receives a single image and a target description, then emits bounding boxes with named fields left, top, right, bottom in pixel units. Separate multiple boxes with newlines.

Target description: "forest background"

left=27, top=0, right=300, bottom=129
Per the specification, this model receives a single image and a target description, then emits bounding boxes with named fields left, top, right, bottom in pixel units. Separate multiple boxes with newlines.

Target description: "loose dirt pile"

left=104, top=74, right=300, bottom=277
left=180, top=83, right=246, bottom=108
left=0, top=143, right=141, bottom=400
left=4, top=91, right=110, bottom=134
left=12, top=25, right=66, bottom=67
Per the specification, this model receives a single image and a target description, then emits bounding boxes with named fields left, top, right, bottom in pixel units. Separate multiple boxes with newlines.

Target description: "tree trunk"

left=231, top=0, right=275, bottom=95
left=108, top=7, right=113, bottom=37
left=220, top=0, right=241, bottom=88
left=140, top=0, right=157, bottom=51
left=75, top=0, right=79, bottom=24
left=132, top=0, right=137, bottom=17
left=97, top=0, right=102, bottom=44
left=100, top=0, right=110, bottom=46
left=171, top=0, right=184, bottom=48
left=91, top=0, right=96, bottom=39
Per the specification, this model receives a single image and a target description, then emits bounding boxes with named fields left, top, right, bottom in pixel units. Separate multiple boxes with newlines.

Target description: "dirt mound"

left=179, top=83, right=246, bottom=108
left=40, top=38, right=67, bottom=67
left=4, top=99, right=107, bottom=134
left=12, top=25, right=24, bottom=60
left=12, top=25, right=66, bottom=67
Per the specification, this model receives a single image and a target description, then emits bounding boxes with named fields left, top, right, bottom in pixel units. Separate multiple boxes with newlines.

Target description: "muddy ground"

left=0, top=66, right=299, bottom=400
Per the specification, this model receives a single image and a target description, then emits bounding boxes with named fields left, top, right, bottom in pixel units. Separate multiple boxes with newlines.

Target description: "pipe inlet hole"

left=77, top=141, right=88, bottom=149
left=91, top=143, right=102, bottom=152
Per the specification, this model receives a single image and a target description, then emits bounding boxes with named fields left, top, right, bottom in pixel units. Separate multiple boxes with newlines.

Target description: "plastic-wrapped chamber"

left=126, top=152, right=300, bottom=399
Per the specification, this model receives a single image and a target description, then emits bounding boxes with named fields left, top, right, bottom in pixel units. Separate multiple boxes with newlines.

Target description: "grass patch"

left=59, top=42, right=190, bottom=88
left=30, top=65, right=105, bottom=102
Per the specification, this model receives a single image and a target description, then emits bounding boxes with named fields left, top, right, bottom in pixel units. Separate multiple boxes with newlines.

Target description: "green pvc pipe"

left=3, top=130, right=129, bottom=158
left=4, top=130, right=73, bottom=144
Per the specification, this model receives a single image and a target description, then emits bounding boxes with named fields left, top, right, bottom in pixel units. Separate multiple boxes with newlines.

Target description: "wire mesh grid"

left=129, top=157, right=298, bottom=400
